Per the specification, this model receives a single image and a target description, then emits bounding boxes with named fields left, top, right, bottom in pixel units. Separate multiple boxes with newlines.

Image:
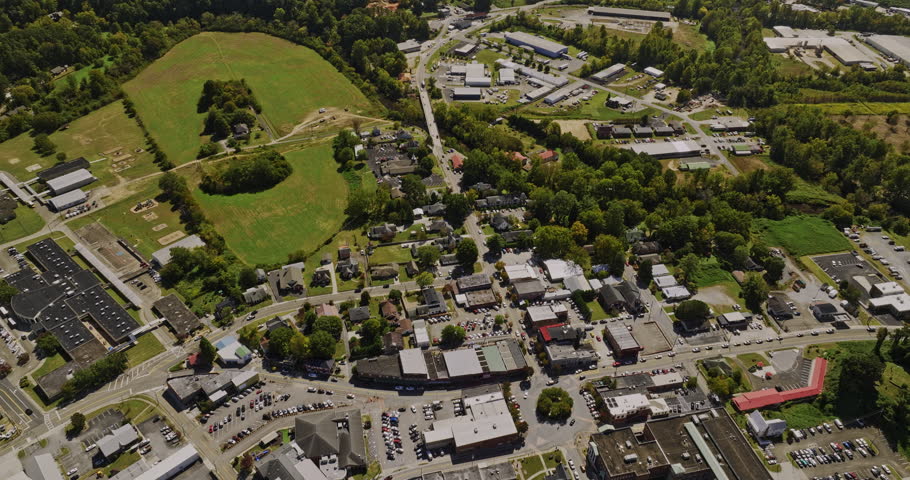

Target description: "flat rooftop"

left=153, top=294, right=202, bottom=338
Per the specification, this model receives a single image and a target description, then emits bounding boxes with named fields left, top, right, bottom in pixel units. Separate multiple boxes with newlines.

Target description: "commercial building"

left=97, top=423, right=139, bottom=460
left=868, top=293, right=910, bottom=320
left=605, top=323, right=642, bottom=356
left=498, top=68, right=516, bottom=85
left=525, top=305, right=568, bottom=329
left=505, top=263, right=538, bottom=282
left=457, top=273, right=493, bottom=292
left=22, top=454, right=64, bottom=480
left=504, top=31, right=568, bottom=58
left=153, top=294, right=202, bottom=339
left=661, top=285, right=692, bottom=301
left=543, top=90, right=568, bottom=105
left=151, top=234, right=206, bottom=267
left=165, top=370, right=259, bottom=406
left=354, top=339, right=528, bottom=386
left=422, top=386, right=519, bottom=453
left=866, top=34, right=910, bottom=65
left=587, top=409, right=772, bottom=480
left=513, top=279, right=547, bottom=300
left=716, top=311, right=750, bottom=330
left=591, top=63, right=626, bottom=83
left=413, top=319, right=430, bottom=348
left=629, top=140, right=702, bottom=159
left=215, top=335, right=252, bottom=366
left=397, top=39, right=422, bottom=53
left=543, top=259, right=583, bottom=281
left=563, top=275, right=591, bottom=292
left=709, top=117, right=752, bottom=132
left=524, top=85, right=553, bottom=102
left=598, top=282, right=644, bottom=314
left=454, top=43, right=478, bottom=56
left=643, top=66, right=664, bottom=77
left=45, top=168, right=96, bottom=195
left=255, top=443, right=329, bottom=480
left=48, top=188, right=87, bottom=211
left=464, top=63, right=491, bottom=87
left=747, top=410, right=787, bottom=439
left=733, top=358, right=828, bottom=411
left=587, top=6, right=672, bottom=22
left=871, top=281, right=904, bottom=297
left=293, top=408, right=367, bottom=473
left=546, top=343, right=598, bottom=371
left=452, top=87, right=482, bottom=101
left=603, top=393, right=668, bottom=422
left=763, top=35, right=869, bottom=66
left=496, top=59, right=569, bottom=87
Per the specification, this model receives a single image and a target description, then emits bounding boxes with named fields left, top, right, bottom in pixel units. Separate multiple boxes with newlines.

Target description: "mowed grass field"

left=0, top=101, right=158, bottom=185
left=0, top=205, right=45, bottom=244
left=68, top=178, right=186, bottom=258
left=753, top=215, right=851, bottom=256
left=194, top=143, right=348, bottom=265
left=123, top=32, right=376, bottom=165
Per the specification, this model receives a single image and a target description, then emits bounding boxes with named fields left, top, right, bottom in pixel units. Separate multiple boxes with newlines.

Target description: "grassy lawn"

left=879, top=362, right=910, bottom=399
left=0, top=101, right=158, bottom=185
left=68, top=178, right=186, bottom=258
left=86, top=397, right=157, bottom=423
left=753, top=215, right=851, bottom=256
left=368, top=245, right=413, bottom=265
left=53, top=56, right=115, bottom=91
left=13, top=231, right=71, bottom=253
left=102, top=451, right=140, bottom=477
left=351, top=462, right=381, bottom=480
left=475, top=48, right=505, bottom=71
left=123, top=32, right=377, bottom=165
left=737, top=352, right=768, bottom=369
left=195, top=142, right=348, bottom=265
left=772, top=55, right=812, bottom=77
left=542, top=449, right=565, bottom=469
left=673, top=23, right=714, bottom=52
left=587, top=300, right=610, bottom=321
left=520, top=455, right=546, bottom=478
left=125, top=334, right=166, bottom=367
left=0, top=205, right=45, bottom=244
left=790, top=101, right=910, bottom=115
left=691, top=257, right=735, bottom=288
left=24, top=385, right=62, bottom=410
left=32, top=353, right=66, bottom=379
left=690, top=107, right=750, bottom=121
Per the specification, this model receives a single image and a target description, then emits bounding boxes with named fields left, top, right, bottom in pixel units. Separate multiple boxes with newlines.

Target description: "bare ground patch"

left=554, top=120, right=592, bottom=140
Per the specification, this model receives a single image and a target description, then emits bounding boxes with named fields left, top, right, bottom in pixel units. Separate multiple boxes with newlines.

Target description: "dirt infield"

left=142, top=212, right=158, bottom=222
left=152, top=223, right=168, bottom=232
left=157, top=231, right=185, bottom=245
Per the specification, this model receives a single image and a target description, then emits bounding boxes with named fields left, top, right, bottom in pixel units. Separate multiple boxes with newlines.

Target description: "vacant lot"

left=195, top=143, right=348, bottom=265
left=754, top=215, right=851, bottom=257
left=0, top=101, right=157, bottom=185
left=553, top=120, right=592, bottom=140
left=124, top=32, right=376, bottom=165
left=68, top=178, right=185, bottom=258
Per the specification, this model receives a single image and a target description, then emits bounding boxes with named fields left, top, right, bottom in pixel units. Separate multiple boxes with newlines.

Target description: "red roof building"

left=732, top=358, right=828, bottom=411
left=538, top=323, right=567, bottom=342
left=538, top=150, right=559, bottom=162
left=451, top=154, right=464, bottom=170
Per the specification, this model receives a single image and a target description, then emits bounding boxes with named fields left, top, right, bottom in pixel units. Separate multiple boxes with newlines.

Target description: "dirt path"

left=273, top=108, right=387, bottom=142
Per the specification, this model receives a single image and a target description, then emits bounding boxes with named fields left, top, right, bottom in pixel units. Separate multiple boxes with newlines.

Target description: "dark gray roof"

left=349, top=306, right=371, bottom=322
left=294, top=408, right=366, bottom=469
left=153, top=294, right=201, bottom=338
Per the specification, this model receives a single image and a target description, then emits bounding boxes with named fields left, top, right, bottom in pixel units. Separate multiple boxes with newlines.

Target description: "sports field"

left=68, top=178, right=186, bottom=258
left=0, top=101, right=158, bottom=185
left=753, top=215, right=851, bottom=256
left=123, top=32, right=376, bottom=165
left=195, top=143, right=348, bottom=265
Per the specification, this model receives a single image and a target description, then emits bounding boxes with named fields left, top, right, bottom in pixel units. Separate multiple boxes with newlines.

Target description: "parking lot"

left=772, top=422, right=910, bottom=480
left=367, top=394, right=462, bottom=470
left=859, top=232, right=909, bottom=281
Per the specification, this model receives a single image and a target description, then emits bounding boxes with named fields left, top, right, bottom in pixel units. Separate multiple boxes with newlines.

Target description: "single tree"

left=456, top=238, right=479, bottom=268
left=441, top=325, right=466, bottom=346
left=199, top=337, right=217, bottom=364
left=360, top=290, right=371, bottom=306
left=740, top=273, right=769, bottom=312
left=69, top=412, right=86, bottom=434
left=415, top=271, right=435, bottom=288
left=308, top=330, right=336, bottom=359
left=638, top=260, right=653, bottom=285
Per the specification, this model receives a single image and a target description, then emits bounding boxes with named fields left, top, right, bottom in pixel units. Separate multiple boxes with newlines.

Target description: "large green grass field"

left=0, top=101, right=158, bottom=185
left=68, top=178, right=186, bottom=258
left=753, top=215, right=851, bottom=257
left=0, top=205, right=45, bottom=244
left=194, top=143, right=348, bottom=265
left=123, top=32, right=376, bottom=165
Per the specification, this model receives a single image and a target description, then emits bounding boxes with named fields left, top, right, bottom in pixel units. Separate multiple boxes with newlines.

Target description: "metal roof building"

left=606, top=323, right=641, bottom=355
left=866, top=34, right=910, bottom=65
left=587, top=6, right=671, bottom=21
left=496, top=59, right=569, bottom=87
left=643, top=66, right=664, bottom=77
left=400, top=348, right=429, bottom=377
left=48, top=188, right=87, bottom=211
left=504, top=31, right=569, bottom=58
left=150, top=234, right=206, bottom=266
left=498, top=68, right=516, bottom=84
left=46, top=168, right=96, bottom=195
left=397, top=39, right=422, bottom=53
left=452, top=87, right=482, bottom=100
left=444, top=348, right=483, bottom=377
left=592, top=63, right=626, bottom=82
left=630, top=140, right=702, bottom=159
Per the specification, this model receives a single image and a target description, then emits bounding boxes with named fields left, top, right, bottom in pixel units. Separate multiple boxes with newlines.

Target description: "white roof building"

left=592, top=63, right=626, bottom=82
left=444, top=348, right=483, bottom=377
left=505, top=264, right=538, bottom=282
left=48, top=188, right=87, bottom=211
left=46, top=168, right=96, bottom=195
left=662, top=285, right=692, bottom=301
left=564, top=275, right=592, bottom=292
left=654, top=275, right=677, bottom=288
left=498, top=68, right=516, bottom=84
left=543, top=259, right=583, bottom=281
left=651, top=264, right=671, bottom=277
left=399, top=349, right=429, bottom=377
left=873, top=281, right=904, bottom=297
left=413, top=319, right=430, bottom=348
left=643, top=66, right=664, bottom=77
left=151, top=234, right=206, bottom=266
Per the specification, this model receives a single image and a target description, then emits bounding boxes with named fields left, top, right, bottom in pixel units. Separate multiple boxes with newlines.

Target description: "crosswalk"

left=43, top=413, right=53, bottom=430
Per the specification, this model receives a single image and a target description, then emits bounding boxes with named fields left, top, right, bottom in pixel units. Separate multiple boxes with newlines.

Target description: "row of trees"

left=60, top=351, right=129, bottom=401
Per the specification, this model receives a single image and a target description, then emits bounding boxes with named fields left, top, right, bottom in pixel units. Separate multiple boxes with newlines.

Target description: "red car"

left=613, top=361, right=621, bottom=367
left=209, top=425, right=214, bottom=433
left=596, top=336, right=601, bottom=341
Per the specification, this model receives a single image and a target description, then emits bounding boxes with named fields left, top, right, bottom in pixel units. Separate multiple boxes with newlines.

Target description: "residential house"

left=370, top=264, right=399, bottom=280
left=490, top=214, right=511, bottom=232
left=337, top=258, right=360, bottom=280
left=312, top=266, right=332, bottom=287
left=475, top=193, right=528, bottom=210
left=380, top=301, right=399, bottom=321
left=404, top=260, right=419, bottom=277
left=416, top=287, right=447, bottom=317
left=427, top=220, right=453, bottom=234
left=368, top=223, right=397, bottom=241
left=767, top=295, right=793, bottom=320
left=538, top=150, right=559, bottom=162
left=316, top=304, right=339, bottom=317
left=349, top=306, right=371, bottom=323
left=243, top=285, right=270, bottom=304
left=632, top=241, right=661, bottom=256
left=423, top=203, right=446, bottom=217
left=276, top=262, right=306, bottom=295
left=599, top=281, right=643, bottom=313
left=383, top=331, right=405, bottom=354
left=232, top=123, right=250, bottom=139
left=338, top=246, right=351, bottom=260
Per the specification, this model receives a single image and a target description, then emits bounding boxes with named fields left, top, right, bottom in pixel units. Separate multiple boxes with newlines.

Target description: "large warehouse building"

left=592, top=63, right=626, bottom=82
left=630, top=140, right=702, bottom=159
left=452, top=87, right=482, bottom=100
left=866, top=34, right=910, bottom=65
left=587, top=6, right=672, bottom=22
left=504, top=31, right=569, bottom=58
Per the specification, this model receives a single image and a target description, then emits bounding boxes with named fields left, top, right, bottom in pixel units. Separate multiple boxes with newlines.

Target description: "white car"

left=67, top=468, right=78, bottom=476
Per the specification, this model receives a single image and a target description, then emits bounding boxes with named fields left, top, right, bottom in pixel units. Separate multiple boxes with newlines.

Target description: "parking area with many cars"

left=859, top=232, right=909, bottom=281
left=367, top=395, right=462, bottom=471
left=772, top=420, right=910, bottom=480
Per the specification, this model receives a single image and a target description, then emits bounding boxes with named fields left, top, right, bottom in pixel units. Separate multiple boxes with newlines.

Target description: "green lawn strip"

left=13, top=231, right=69, bottom=253
left=586, top=300, right=610, bottom=321
left=520, top=455, right=546, bottom=478
left=542, top=449, right=565, bottom=469
left=32, top=353, right=66, bottom=379
left=692, top=257, right=734, bottom=288
left=0, top=100, right=158, bottom=185
left=0, top=206, right=46, bottom=244
left=368, top=245, right=413, bottom=265
left=736, top=352, right=768, bottom=369
left=124, top=32, right=377, bottom=165
left=763, top=403, right=834, bottom=430
left=125, top=334, right=166, bottom=367
left=753, top=215, right=851, bottom=257
left=351, top=461, right=381, bottom=480
left=195, top=143, right=348, bottom=265
left=53, top=56, right=115, bottom=91
left=24, top=385, right=62, bottom=411
left=690, top=107, right=750, bottom=121
left=102, top=451, right=140, bottom=477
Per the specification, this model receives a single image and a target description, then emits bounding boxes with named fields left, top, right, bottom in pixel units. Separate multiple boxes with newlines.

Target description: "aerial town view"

left=2, top=0, right=910, bottom=480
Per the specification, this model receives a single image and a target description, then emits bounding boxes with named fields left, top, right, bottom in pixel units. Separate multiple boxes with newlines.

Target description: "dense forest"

left=199, top=149, right=293, bottom=195
left=198, top=79, right=261, bottom=138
